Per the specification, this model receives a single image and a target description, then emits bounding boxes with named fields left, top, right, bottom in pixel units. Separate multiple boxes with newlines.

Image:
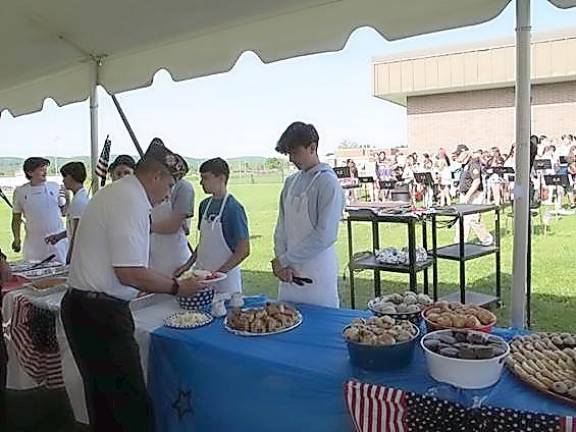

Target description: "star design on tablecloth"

left=172, top=388, right=192, bottom=421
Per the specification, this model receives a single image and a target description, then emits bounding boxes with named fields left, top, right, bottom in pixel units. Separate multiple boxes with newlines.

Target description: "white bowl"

left=421, top=330, right=510, bottom=389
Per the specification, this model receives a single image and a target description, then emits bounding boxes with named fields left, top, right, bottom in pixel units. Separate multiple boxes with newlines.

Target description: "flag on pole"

left=95, top=135, right=112, bottom=186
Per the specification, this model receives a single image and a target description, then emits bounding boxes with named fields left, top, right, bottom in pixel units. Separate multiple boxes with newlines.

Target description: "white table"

left=2, top=287, right=181, bottom=424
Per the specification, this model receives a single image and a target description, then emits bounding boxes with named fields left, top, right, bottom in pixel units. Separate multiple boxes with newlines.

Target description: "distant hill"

left=0, top=155, right=272, bottom=176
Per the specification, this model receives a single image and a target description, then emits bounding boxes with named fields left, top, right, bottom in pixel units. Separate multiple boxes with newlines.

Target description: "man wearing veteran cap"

left=452, top=144, right=493, bottom=245
left=61, top=138, right=203, bottom=432
left=11, top=157, right=69, bottom=263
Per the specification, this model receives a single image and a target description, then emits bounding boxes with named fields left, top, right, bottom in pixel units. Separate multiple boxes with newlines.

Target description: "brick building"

left=372, top=28, right=576, bottom=154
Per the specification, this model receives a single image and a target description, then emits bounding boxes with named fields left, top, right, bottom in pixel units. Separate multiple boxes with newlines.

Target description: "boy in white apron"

left=150, top=167, right=195, bottom=277
left=272, top=122, right=345, bottom=307
left=194, top=158, right=250, bottom=294
left=45, top=162, right=90, bottom=264
left=12, top=157, right=68, bottom=264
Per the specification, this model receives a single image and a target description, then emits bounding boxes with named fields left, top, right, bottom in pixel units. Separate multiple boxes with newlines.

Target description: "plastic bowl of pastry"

left=368, top=292, right=433, bottom=325
left=421, top=329, right=509, bottom=389
left=343, top=315, right=420, bottom=371
left=422, top=301, right=497, bottom=333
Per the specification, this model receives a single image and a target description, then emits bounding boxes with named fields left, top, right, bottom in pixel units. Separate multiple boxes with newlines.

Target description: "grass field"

left=1, top=178, right=575, bottom=332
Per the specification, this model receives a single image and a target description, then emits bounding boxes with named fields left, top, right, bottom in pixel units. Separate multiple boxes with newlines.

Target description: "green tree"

left=265, top=158, right=284, bottom=170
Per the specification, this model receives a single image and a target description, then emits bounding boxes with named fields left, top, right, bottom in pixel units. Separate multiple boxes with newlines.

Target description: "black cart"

left=346, top=208, right=436, bottom=309
left=432, top=204, right=501, bottom=307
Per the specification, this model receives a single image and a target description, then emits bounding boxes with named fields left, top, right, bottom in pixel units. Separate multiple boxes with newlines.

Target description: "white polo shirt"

left=68, top=175, right=152, bottom=301
left=66, top=187, right=90, bottom=240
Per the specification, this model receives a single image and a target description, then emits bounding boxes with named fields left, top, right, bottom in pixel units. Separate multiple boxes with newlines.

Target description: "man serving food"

left=61, top=139, right=206, bottom=432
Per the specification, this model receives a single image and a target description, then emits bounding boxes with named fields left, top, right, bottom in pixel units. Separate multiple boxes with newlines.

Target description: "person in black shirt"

left=452, top=144, right=493, bottom=246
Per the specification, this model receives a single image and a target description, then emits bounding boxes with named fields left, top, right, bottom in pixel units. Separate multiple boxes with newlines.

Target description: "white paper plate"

left=224, top=308, right=303, bottom=337
left=164, top=312, right=213, bottom=329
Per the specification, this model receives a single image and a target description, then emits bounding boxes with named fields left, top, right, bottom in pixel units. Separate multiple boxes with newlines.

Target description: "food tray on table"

left=9, top=260, right=62, bottom=273
left=27, top=277, right=69, bottom=296
left=506, top=332, right=576, bottom=407
left=14, top=265, right=69, bottom=280
left=368, top=292, right=433, bottom=325
left=164, top=312, right=213, bottom=329
left=28, top=277, right=68, bottom=292
left=224, top=303, right=303, bottom=337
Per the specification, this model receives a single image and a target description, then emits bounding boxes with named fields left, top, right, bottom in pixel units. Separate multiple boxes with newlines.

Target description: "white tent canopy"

left=0, top=0, right=572, bottom=116
left=1, top=0, right=576, bottom=329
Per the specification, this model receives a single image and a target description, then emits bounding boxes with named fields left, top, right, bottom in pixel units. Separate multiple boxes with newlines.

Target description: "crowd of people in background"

left=341, top=133, right=576, bottom=210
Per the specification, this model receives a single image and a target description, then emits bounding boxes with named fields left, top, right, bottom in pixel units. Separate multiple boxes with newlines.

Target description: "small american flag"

left=95, top=135, right=112, bottom=186
left=345, top=380, right=575, bottom=432
left=8, top=295, right=64, bottom=389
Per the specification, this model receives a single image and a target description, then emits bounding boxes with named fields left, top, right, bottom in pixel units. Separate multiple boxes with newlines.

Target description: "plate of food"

left=506, top=332, right=576, bottom=407
left=178, top=269, right=227, bottom=285
left=368, top=292, right=433, bottom=325
left=224, top=302, right=302, bottom=336
left=16, top=265, right=69, bottom=280
left=422, top=301, right=497, bottom=333
left=164, top=311, right=213, bottom=329
left=29, top=277, right=68, bottom=293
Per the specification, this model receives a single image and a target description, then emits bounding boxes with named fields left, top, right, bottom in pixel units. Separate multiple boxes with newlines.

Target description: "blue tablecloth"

left=148, top=298, right=576, bottom=432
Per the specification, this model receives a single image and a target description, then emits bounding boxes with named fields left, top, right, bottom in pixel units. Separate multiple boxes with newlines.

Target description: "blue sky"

left=1, top=1, right=576, bottom=159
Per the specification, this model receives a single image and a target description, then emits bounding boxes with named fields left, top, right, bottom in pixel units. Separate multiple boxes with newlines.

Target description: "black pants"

left=0, top=306, right=6, bottom=429
left=61, top=290, right=155, bottom=432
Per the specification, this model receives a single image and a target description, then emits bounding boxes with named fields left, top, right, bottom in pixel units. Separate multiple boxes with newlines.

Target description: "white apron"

left=20, top=183, right=68, bottom=264
left=149, top=200, right=192, bottom=277
left=196, top=194, right=242, bottom=294
left=278, top=172, right=340, bottom=307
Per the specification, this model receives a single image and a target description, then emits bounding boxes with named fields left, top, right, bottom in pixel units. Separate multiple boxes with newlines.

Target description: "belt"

left=68, top=288, right=128, bottom=305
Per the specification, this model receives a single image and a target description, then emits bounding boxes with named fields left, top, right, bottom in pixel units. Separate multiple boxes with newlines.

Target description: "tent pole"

left=511, top=0, right=531, bottom=329
left=111, top=94, right=144, bottom=157
left=89, top=59, right=101, bottom=194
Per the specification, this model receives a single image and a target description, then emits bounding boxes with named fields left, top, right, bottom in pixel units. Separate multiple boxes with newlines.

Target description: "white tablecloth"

left=2, top=288, right=182, bottom=424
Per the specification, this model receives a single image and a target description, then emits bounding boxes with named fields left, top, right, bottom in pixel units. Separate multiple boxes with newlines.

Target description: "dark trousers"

left=0, top=308, right=6, bottom=429
left=61, top=290, right=154, bottom=432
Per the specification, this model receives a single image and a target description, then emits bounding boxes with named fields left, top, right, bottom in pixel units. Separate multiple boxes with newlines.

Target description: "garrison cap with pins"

left=142, top=138, right=188, bottom=180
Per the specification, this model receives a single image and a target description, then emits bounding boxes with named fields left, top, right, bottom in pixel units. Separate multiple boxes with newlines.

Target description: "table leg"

left=527, top=212, right=532, bottom=328
left=459, top=215, right=466, bottom=304
left=347, top=219, right=356, bottom=309
left=408, top=220, right=417, bottom=293
left=432, top=215, right=438, bottom=301
left=372, top=222, right=381, bottom=297
left=422, top=219, right=429, bottom=295
left=495, top=208, right=502, bottom=301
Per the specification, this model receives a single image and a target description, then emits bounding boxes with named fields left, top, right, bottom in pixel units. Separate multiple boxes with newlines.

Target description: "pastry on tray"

left=507, top=332, right=576, bottom=404
left=226, top=302, right=301, bottom=334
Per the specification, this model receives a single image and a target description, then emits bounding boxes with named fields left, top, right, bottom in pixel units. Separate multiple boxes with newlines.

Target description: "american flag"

left=345, top=380, right=575, bottom=432
left=95, top=135, right=112, bottom=186
left=7, top=295, right=64, bottom=389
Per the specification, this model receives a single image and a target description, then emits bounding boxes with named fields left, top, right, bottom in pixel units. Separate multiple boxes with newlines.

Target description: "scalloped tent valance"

left=1, top=0, right=573, bottom=116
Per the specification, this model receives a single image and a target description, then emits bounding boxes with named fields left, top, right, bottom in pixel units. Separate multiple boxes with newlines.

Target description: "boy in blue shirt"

left=195, top=158, right=250, bottom=294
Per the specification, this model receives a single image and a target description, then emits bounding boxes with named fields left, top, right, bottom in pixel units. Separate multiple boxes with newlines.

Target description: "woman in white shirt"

left=45, top=162, right=90, bottom=263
